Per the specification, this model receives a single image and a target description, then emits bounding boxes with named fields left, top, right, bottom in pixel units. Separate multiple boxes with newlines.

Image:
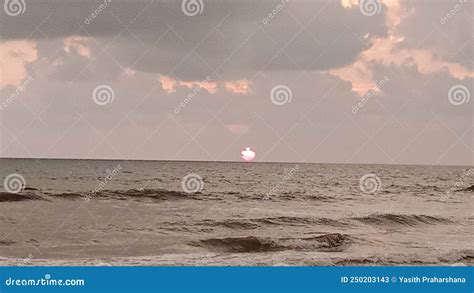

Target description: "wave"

left=46, top=188, right=199, bottom=201
left=197, top=216, right=349, bottom=230
left=0, top=191, right=47, bottom=202
left=333, top=249, right=474, bottom=266
left=439, top=249, right=474, bottom=264
left=457, top=184, right=474, bottom=192
left=191, top=233, right=351, bottom=253
left=350, top=213, right=453, bottom=227
left=5, top=187, right=341, bottom=203
left=0, top=239, right=15, bottom=246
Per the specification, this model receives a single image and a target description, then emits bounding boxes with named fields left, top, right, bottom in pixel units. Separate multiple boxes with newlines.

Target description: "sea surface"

left=0, top=158, right=472, bottom=266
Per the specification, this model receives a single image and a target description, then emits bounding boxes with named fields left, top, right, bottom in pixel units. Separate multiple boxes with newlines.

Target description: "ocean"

left=0, top=158, right=472, bottom=266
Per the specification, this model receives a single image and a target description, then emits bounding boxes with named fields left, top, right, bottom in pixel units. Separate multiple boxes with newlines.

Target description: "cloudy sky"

left=0, top=0, right=472, bottom=165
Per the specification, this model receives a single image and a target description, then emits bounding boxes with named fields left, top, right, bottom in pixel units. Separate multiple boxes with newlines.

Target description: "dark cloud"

left=1, top=0, right=388, bottom=79
left=397, top=0, right=473, bottom=70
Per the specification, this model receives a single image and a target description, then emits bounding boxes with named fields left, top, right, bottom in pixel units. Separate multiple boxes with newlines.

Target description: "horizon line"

left=0, top=156, right=472, bottom=168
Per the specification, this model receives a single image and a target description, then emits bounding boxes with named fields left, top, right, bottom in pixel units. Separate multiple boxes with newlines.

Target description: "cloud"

left=330, top=0, right=473, bottom=96
left=0, top=0, right=388, bottom=80
left=0, top=40, right=38, bottom=88
left=63, top=36, right=92, bottom=58
left=159, top=75, right=218, bottom=94
left=159, top=75, right=178, bottom=94
left=0, top=0, right=471, bottom=165
left=224, top=80, right=252, bottom=94
left=397, top=0, right=473, bottom=70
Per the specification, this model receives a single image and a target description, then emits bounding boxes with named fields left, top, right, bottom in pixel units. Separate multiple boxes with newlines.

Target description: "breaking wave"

left=191, top=233, right=351, bottom=253
left=350, top=213, right=453, bottom=226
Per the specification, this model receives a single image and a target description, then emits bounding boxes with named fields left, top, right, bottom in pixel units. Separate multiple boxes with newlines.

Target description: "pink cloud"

left=159, top=75, right=219, bottom=94
left=179, top=80, right=218, bottom=94
left=159, top=75, right=178, bottom=94
left=224, top=80, right=252, bottom=94
left=332, top=0, right=473, bottom=96
left=63, top=36, right=92, bottom=58
left=0, top=40, right=38, bottom=88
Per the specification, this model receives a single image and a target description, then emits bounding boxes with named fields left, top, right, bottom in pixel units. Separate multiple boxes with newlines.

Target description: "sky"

left=0, top=0, right=472, bottom=165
